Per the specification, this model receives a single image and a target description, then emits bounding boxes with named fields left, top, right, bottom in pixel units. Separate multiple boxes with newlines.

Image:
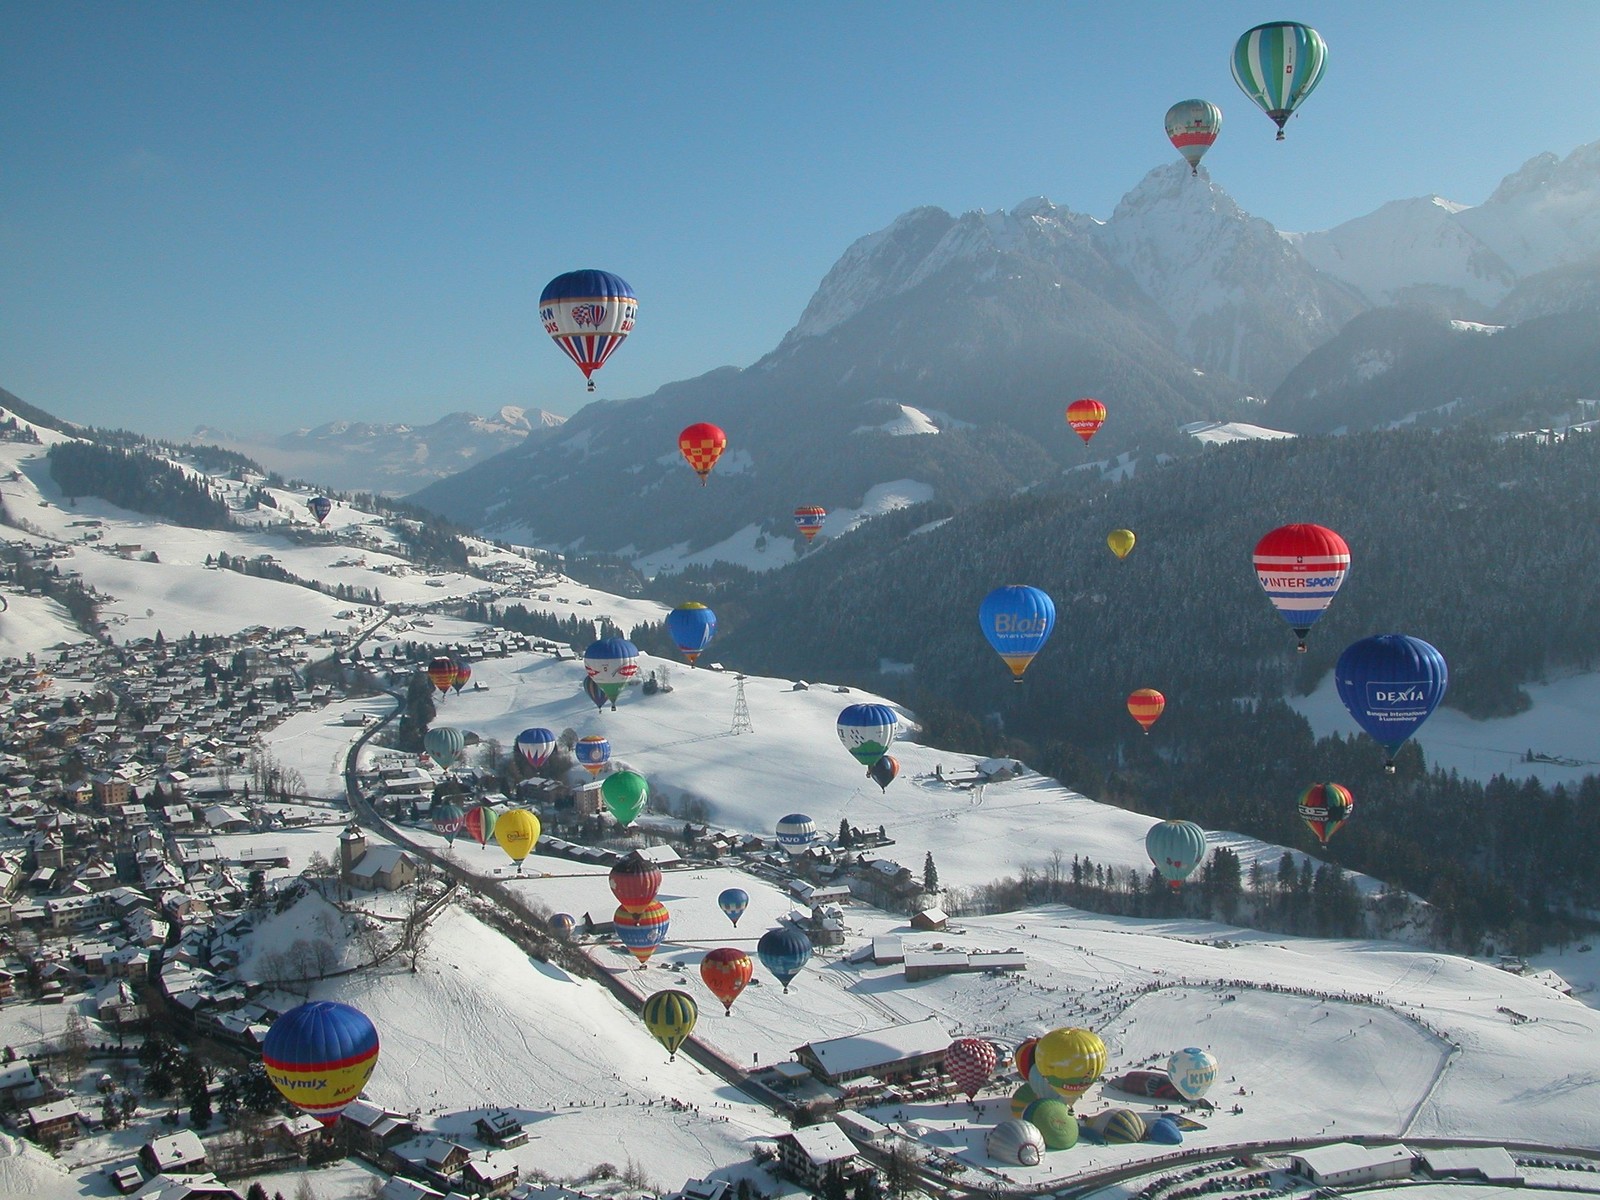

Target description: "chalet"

left=342, top=1098, right=420, bottom=1159
left=270, top=1113, right=326, bottom=1155
left=349, top=845, right=418, bottom=892
left=909, top=907, right=947, bottom=932
left=395, top=1135, right=471, bottom=1184
left=773, top=1124, right=868, bottom=1190
left=24, top=1097, right=82, bottom=1145
left=377, top=1179, right=444, bottom=1200
left=140, top=1129, right=208, bottom=1175
left=792, top=1016, right=950, bottom=1086
left=473, top=1108, right=528, bottom=1148
left=903, top=947, right=1026, bottom=982
left=461, top=1151, right=520, bottom=1197
left=130, top=1173, right=244, bottom=1200
left=0, top=1058, right=43, bottom=1108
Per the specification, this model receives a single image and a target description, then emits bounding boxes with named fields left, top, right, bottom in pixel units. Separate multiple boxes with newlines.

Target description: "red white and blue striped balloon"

left=539, top=270, right=637, bottom=390
left=1252, top=524, right=1350, bottom=652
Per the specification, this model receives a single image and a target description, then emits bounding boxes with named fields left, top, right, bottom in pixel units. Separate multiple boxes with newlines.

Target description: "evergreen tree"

left=923, top=852, right=939, bottom=894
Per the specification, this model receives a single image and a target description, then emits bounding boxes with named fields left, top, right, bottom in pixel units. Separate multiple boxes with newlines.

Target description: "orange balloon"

left=699, top=948, right=754, bottom=1014
left=679, top=423, right=728, bottom=486
left=1066, top=398, right=1106, bottom=445
left=1127, top=688, right=1166, bottom=734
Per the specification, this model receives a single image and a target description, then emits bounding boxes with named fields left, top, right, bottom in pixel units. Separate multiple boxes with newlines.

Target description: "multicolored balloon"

left=979, top=585, right=1056, bottom=682
left=1145, top=819, right=1208, bottom=889
left=601, top=770, right=649, bottom=826
left=1127, top=689, right=1166, bottom=735
left=867, top=755, right=899, bottom=793
left=665, top=603, right=717, bottom=666
left=494, top=808, right=541, bottom=869
left=793, top=505, right=827, bottom=543
left=1091, top=1108, right=1146, bottom=1144
left=717, top=888, right=749, bottom=927
left=451, top=661, right=471, bottom=693
left=539, top=270, right=636, bottom=391
left=431, top=801, right=465, bottom=845
left=584, top=637, right=640, bottom=709
left=308, top=496, right=332, bottom=525
left=1107, top=529, right=1136, bottom=560
left=423, top=726, right=465, bottom=767
left=837, top=703, right=898, bottom=768
left=461, top=805, right=497, bottom=848
left=583, top=674, right=608, bottom=712
left=551, top=913, right=576, bottom=938
left=1335, top=634, right=1448, bottom=772
left=1066, top=398, right=1106, bottom=445
left=1252, top=523, right=1350, bottom=652
left=756, top=926, right=812, bottom=993
left=700, top=948, right=754, bottom=1015
left=515, top=727, right=557, bottom=771
left=1232, top=22, right=1327, bottom=141
left=945, top=1037, right=999, bottom=1102
left=1165, top=99, right=1223, bottom=174
left=262, top=1001, right=380, bottom=1124
left=1167, top=1047, right=1218, bottom=1102
left=641, top=989, right=697, bottom=1060
left=427, top=657, right=458, bottom=694
left=614, top=900, right=670, bottom=965
left=775, top=813, right=818, bottom=857
left=1297, top=782, right=1354, bottom=846
left=609, top=850, right=663, bottom=912
left=575, top=734, right=611, bottom=776
left=678, top=422, right=728, bottom=486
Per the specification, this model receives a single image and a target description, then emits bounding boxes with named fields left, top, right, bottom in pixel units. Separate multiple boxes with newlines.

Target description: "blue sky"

left=2, top=2, right=1596, bottom=439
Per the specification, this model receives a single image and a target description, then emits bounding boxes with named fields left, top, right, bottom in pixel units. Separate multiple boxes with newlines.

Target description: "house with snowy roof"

left=792, top=1016, right=949, bottom=1086
left=773, top=1124, right=868, bottom=1191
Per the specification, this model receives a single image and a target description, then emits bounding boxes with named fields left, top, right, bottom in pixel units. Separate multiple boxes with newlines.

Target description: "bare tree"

left=355, top=922, right=390, bottom=965
left=310, top=939, right=339, bottom=977
left=286, top=939, right=318, bottom=984
left=60, top=1012, right=90, bottom=1077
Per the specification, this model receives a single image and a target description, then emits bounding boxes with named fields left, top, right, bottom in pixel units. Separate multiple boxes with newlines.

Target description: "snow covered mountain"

left=195, top=405, right=563, bottom=496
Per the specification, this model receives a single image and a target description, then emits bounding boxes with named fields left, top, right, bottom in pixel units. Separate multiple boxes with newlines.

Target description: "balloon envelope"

left=700, top=948, right=755, bottom=1014
left=262, top=1001, right=380, bottom=1124
left=987, top=1118, right=1047, bottom=1166
left=867, top=755, right=899, bottom=792
left=540, top=270, right=637, bottom=389
left=614, top=901, right=670, bottom=964
left=575, top=734, right=611, bottom=776
left=308, top=496, right=332, bottom=525
left=1022, top=1098, right=1081, bottom=1150
left=494, top=808, right=541, bottom=864
left=793, top=506, right=827, bottom=542
left=1334, top=634, right=1448, bottom=768
left=1165, top=99, right=1223, bottom=173
left=431, top=802, right=465, bottom=844
left=584, top=637, right=640, bottom=704
left=427, top=657, right=457, bottom=693
left=1297, top=782, right=1354, bottom=846
left=515, top=727, right=557, bottom=771
left=757, top=926, right=813, bottom=991
left=1092, top=1108, right=1147, bottom=1144
left=551, top=913, right=576, bottom=938
left=1107, top=529, right=1136, bottom=560
left=979, top=585, right=1056, bottom=681
left=609, top=850, right=663, bottom=912
left=423, top=726, right=466, bottom=767
left=836, top=704, right=898, bottom=767
left=1033, top=1028, right=1107, bottom=1107
left=641, top=989, right=697, bottom=1058
left=665, top=603, right=717, bottom=666
left=1253, top=524, right=1350, bottom=651
left=717, top=888, right=749, bottom=926
left=601, top=770, right=649, bottom=826
left=451, top=661, right=471, bottom=693
left=1146, top=819, right=1208, bottom=888
left=775, top=813, right=818, bottom=857
left=1232, top=22, right=1327, bottom=139
left=1127, top=689, right=1166, bottom=734
left=1167, top=1047, right=1219, bottom=1101
left=1066, top=398, right=1107, bottom=444
left=462, top=805, right=497, bottom=848
left=946, top=1037, right=999, bottom=1101
left=679, top=422, right=728, bottom=484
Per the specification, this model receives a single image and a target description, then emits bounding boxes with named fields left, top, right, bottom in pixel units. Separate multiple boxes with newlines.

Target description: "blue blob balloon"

left=665, top=604, right=717, bottom=665
left=718, top=888, right=749, bottom=926
left=757, top=926, right=813, bottom=992
left=1334, top=634, right=1448, bottom=769
left=979, top=586, right=1056, bottom=682
left=1146, top=1116, right=1183, bottom=1145
left=515, top=727, right=557, bottom=771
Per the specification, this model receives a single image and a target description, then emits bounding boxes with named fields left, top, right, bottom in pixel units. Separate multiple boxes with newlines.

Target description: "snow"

left=852, top=404, right=941, bottom=437
left=1181, top=421, right=1295, bottom=446
left=0, top=592, right=92, bottom=660
left=1450, top=320, right=1505, bottom=334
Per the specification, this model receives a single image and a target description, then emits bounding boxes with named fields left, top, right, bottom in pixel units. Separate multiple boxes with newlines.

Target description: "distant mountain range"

left=193, top=406, right=565, bottom=496
left=404, top=140, right=1600, bottom=569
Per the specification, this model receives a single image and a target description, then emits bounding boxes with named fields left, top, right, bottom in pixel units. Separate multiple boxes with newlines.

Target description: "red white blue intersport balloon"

left=1252, top=524, right=1350, bottom=652
left=539, top=270, right=637, bottom=391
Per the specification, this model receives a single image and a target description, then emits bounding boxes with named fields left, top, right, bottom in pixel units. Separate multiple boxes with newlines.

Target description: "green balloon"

left=1022, top=1098, right=1080, bottom=1151
left=1009, top=1083, right=1039, bottom=1120
left=601, top=770, right=649, bottom=826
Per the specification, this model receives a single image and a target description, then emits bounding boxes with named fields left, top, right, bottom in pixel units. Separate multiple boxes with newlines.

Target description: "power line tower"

left=730, top=674, right=753, bottom=735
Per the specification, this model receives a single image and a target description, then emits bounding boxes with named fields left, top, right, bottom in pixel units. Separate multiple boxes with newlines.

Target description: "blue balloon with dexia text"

left=757, top=926, right=813, bottom=992
left=979, top=586, right=1056, bottom=682
left=836, top=703, right=899, bottom=768
left=665, top=603, right=717, bottom=666
left=1335, top=634, right=1448, bottom=772
left=308, top=496, right=332, bottom=525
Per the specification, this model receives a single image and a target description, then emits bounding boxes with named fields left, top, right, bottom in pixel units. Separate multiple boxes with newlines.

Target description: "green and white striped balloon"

left=1231, top=22, right=1327, bottom=140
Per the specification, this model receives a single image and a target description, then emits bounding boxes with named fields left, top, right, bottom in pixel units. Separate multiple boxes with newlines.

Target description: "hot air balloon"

left=451, top=661, right=472, bottom=694
left=717, top=888, right=749, bottom=927
left=1167, top=1047, right=1218, bottom=1102
left=1010, top=1083, right=1040, bottom=1120
left=775, top=813, right=818, bottom=857
left=609, top=850, right=663, bottom=912
left=515, top=727, right=557, bottom=771
left=1165, top=100, right=1223, bottom=174
left=262, top=1001, right=380, bottom=1124
left=979, top=585, right=1056, bottom=683
left=1253, top=524, right=1350, bottom=652
left=1147, top=1116, right=1184, bottom=1145
left=1022, top=1099, right=1081, bottom=1150
left=431, top=802, right=465, bottom=845
left=614, top=900, right=670, bottom=966
left=575, top=734, right=611, bottom=776
left=836, top=704, right=898, bottom=768
left=1297, top=782, right=1354, bottom=846
left=1145, top=820, right=1208, bottom=889
left=583, top=674, right=608, bottom=712
left=1090, top=1108, right=1147, bottom=1145
left=793, top=505, right=827, bottom=543
left=1335, top=634, right=1448, bottom=772
left=867, top=755, right=899, bottom=793
left=987, top=1118, right=1047, bottom=1166
left=539, top=269, right=637, bottom=391
left=1232, top=22, right=1327, bottom=141
left=551, top=913, right=576, bottom=938
left=1066, top=398, right=1106, bottom=445
left=756, top=926, right=812, bottom=992
left=1033, top=1028, right=1106, bottom=1109
left=494, top=808, right=541, bottom=871
left=427, top=657, right=458, bottom=694
left=946, top=1037, right=999, bottom=1102
left=641, top=989, right=697, bottom=1060
left=460, top=804, right=497, bottom=848
left=665, top=603, right=717, bottom=666
left=1107, top=529, right=1136, bottom=560
left=423, top=726, right=466, bottom=767
left=584, top=637, right=640, bottom=709
left=601, top=770, right=649, bottom=826
left=1014, top=1037, right=1039, bottom=1082
left=678, top=422, right=727, bottom=486
left=700, top=948, right=754, bottom=1015
left=1127, top=689, right=1166, bottom=734
left=308, top=496, right=332, bottom=526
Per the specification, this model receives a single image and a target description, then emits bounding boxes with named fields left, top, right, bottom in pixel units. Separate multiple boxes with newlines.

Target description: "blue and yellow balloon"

left=979, top=586, right=1056, bottom=683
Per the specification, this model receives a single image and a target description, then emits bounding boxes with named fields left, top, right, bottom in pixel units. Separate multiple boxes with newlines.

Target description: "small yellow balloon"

left=493, top=808, right=541, bottom=865
left=1107, top=529, right=1136, bottom=560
